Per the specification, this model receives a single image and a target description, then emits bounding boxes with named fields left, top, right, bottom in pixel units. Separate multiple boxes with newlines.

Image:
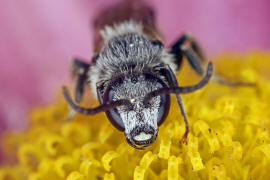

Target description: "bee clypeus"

left=62, top=1, right=235, bottom=149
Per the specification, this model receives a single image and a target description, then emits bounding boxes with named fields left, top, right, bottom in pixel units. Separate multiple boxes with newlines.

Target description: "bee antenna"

left=62, top=86, right=131, bottom=115
left=143, top=62, right=213, bottom=104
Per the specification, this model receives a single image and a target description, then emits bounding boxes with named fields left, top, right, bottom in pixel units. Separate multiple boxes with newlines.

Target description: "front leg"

left=170, top=33, right=255, bottom=87
left=67, top=58, right=90, bottom=120
left=71, top=58, right=90, bottom=104
left=170, top=33, right=205, bottom=75
left=159, top=65, right=189, bottom=143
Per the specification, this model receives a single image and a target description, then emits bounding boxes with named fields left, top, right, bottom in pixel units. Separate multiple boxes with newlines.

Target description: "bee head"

left=103, top=72, right=170, bottom=149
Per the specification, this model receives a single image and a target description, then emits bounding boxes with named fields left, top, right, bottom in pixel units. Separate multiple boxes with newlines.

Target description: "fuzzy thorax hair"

left=89, top=20, right=176, bottom=98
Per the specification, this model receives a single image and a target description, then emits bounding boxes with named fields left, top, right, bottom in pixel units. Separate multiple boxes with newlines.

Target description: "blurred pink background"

left=0, top=0, right=270, bottom=132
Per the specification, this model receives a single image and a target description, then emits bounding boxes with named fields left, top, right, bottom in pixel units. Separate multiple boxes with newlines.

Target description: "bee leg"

left=67, top=58, right=90, bottom=120
left=170, top=33, right=256, bottom=87
left=71, top=59, right=90, bottom=103
left=159, top=65, right=189, bottom=144
left=170, top=33, right=205, bottom=75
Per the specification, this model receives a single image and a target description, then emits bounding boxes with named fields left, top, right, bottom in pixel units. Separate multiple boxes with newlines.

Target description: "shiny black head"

left=102, top=72, right=170, bottom=149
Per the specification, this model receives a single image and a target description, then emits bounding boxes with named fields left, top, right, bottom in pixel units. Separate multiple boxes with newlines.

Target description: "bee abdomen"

left=92, top=1, right=160, bottom=52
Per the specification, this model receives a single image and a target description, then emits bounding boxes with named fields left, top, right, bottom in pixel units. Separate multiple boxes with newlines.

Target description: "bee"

left=62, top=1, right=249, bottom=149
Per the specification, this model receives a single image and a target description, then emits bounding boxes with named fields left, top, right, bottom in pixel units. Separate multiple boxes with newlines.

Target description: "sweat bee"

left=62, top=1, right=228, bottom=149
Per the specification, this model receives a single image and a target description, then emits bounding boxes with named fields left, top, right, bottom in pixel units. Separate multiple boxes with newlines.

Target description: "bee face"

left=64, top=19, right=213, bottom=149
left=103, top=72, right=170, bottom=149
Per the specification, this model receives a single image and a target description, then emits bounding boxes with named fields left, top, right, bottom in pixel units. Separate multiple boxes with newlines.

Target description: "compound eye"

left=103, top=89, right=125, bottom=131
left=156, top=90, right=170, bottom=126
left=143, top=73, right=170, bottom=126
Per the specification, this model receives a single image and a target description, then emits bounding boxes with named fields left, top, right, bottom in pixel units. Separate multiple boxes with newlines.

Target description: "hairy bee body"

left=88, top=20, right=177, bottom=148
left=63, top=1, right=214, bottom=149
left=89, top=21, right=176, bottom=99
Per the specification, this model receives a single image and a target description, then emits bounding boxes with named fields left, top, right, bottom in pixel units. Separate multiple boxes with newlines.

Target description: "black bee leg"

left=67, top=58, right=90, bottom=120
left=71, top=58, right=90, bottom=103
left=170, top=33, right=256, bottom=87
left=159, top=65, right=189, bottom=143
left=170, top=33, right=205, bottom=75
